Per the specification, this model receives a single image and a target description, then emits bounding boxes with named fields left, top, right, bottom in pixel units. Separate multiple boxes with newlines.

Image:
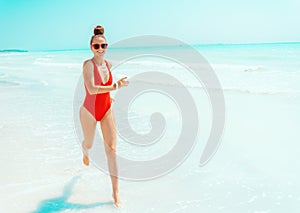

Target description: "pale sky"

left=0, top=0, right=299, bottom=50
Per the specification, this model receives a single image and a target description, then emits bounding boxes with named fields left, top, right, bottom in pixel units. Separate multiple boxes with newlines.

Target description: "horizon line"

left=1, top=41, right=300, bottom=52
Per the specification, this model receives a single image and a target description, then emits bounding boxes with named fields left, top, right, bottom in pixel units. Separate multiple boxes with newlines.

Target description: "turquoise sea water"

left=1, top=43, right=300, bottom=212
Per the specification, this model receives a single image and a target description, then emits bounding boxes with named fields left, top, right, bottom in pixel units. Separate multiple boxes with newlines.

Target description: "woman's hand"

left=117, top=77, right=129, bottom=89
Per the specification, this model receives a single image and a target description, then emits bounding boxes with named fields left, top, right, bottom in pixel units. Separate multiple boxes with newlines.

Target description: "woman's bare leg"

left=100, top=108, right=121, bottom=207
left=79, top=106, right=97, bottom=166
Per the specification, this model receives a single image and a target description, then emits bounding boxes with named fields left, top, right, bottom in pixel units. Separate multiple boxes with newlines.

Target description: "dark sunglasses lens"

left=93, top=44, right=100, bottom=49
left=101, top=44, right=108, bottom=49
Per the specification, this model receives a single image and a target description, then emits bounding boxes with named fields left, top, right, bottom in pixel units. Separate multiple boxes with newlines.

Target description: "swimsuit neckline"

left=91, top=59, right=111, bottom=85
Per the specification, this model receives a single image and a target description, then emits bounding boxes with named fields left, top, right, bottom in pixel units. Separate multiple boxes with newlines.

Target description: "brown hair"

left=90, top=25, right=106, bottom=45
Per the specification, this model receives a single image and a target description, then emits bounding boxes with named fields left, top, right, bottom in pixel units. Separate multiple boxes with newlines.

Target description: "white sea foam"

left=0, top=66, right=27, bottom=71
left=33, top=61, right=81, bottom=69
left=211, top=63, right=269, bottom=72
left=126, top=76, right=300, bottom=95
left=35, top=57, right=52, bottom=62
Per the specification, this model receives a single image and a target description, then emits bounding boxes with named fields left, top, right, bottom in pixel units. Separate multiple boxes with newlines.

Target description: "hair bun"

left=94, top=25, right=104, bottom=35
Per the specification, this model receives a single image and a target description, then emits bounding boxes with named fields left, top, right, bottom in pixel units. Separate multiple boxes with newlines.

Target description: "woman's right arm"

left=83, top=60, right=116, bottom=94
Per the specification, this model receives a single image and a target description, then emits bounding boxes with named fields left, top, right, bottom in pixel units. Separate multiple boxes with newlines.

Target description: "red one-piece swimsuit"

left=83, top=59, right=113, bottom=121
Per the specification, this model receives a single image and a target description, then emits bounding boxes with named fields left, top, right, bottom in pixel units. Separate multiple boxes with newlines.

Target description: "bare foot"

left=112, top=192, right=122, bottom=207
left=82, top=143, right=89, bottom=166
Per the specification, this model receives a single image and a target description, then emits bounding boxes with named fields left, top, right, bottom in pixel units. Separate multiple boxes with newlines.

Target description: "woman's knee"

left=83, top=139, right=94, bottom=149
left=105, top=142, right=116, bottom=153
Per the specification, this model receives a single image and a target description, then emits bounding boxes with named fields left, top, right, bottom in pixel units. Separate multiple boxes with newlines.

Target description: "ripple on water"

left=0, top=80, right=20, bottom=87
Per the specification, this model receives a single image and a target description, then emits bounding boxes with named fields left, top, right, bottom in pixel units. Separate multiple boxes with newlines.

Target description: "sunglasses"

left=92, top=43, right=108, bottom=50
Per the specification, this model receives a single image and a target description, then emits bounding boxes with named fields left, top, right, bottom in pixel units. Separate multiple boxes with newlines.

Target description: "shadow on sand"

left=31, top=176, right=113, bottom=213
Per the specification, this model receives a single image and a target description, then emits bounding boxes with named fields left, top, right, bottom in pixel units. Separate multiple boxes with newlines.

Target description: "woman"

left=79, top=25, right=128, bottom=207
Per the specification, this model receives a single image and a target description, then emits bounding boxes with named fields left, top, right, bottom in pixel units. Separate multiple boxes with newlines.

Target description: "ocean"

left=1, top=43, right=300, bottom=212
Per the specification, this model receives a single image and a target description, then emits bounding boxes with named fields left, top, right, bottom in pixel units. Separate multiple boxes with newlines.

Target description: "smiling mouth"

left=97, top=51, right=104, bottom=54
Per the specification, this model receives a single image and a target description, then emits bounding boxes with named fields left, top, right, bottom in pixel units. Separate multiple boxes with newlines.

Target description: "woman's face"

left=91, top=36, right=108, bottom=56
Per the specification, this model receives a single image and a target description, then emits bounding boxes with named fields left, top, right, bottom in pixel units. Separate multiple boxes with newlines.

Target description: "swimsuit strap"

left=104, top=60, right=113, bottom=81
left=104, top=60, right=111, bottom=72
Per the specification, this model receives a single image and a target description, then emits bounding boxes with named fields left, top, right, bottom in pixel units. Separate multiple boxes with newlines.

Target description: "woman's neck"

left=93, top=55, right=104, bottom=65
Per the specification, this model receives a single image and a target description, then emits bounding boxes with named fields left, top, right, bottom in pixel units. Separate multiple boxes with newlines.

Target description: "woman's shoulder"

left=83, top=59, right=94, bottom=69
left=82, top=59, right=94, bottom=75
left=83, top=59, right=93, bottom=66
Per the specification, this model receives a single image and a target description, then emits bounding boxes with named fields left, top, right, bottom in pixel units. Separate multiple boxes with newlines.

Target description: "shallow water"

left=1, top=43, right=300, bottom=212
